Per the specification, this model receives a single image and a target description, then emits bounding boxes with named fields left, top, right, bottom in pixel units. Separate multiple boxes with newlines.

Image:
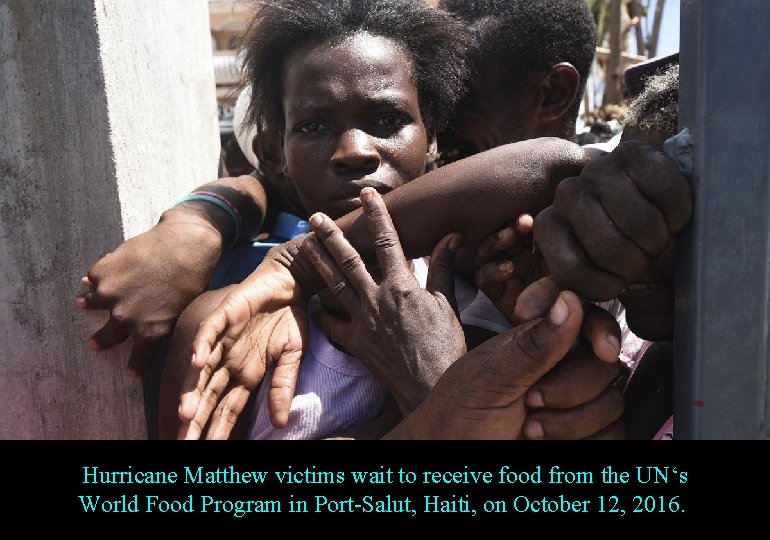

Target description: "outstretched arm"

left=308, top=190, right=624, bottom=440
left=338, top=137, right=587, bottom=263
left=182, top=138, right=589, bottom=438
left=265, top=137, right=588, bottom=294
left=76, top=174, right=269, bottom=375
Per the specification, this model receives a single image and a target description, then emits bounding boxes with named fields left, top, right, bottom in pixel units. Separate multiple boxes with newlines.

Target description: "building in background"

left=208, top=1, right=251, bottom=142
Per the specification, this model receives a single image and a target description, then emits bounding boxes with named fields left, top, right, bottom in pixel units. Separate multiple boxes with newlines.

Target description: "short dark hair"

left=439, top=0, right=596, bottom=120
left=624, top=63, right=679, bottom=137
left=240, top=0, right=472, bottom=145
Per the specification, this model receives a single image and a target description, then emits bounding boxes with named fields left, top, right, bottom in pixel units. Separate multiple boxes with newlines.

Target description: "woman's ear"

left=537, top=62, right=580, bottom=123
left=426, top=131, right=439, bottom=166
left=253, top=133, right=285, bottom=177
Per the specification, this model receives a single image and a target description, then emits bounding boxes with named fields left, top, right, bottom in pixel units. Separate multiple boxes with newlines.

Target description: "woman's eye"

left=298, top=122, right=324, bottom=133
left=374, top=114, right=407, bottom=127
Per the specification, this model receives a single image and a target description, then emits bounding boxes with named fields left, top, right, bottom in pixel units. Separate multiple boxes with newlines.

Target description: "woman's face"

left=281, top=32, right=435, bottom=219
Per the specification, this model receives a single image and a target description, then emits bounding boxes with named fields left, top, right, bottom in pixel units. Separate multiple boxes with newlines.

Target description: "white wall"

left=0, top=0, right=219, bottom=438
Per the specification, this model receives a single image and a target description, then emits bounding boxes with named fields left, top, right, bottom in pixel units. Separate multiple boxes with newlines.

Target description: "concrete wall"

left=0, top=0, right=219, bottom=438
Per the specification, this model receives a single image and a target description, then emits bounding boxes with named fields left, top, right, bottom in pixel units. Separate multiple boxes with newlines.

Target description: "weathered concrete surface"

left=0, top=1, right=219, bottom=438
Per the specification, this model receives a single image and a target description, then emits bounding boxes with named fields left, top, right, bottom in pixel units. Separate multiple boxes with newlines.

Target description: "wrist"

left=159, top=204, right=229, bottom=255
left=266, top=234, right=327, bottom=297
left=173, top=192, right=241, bottom=251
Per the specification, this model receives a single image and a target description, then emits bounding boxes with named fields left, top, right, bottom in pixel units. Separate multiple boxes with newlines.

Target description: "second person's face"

left=281, top=32, right=434, bottom=219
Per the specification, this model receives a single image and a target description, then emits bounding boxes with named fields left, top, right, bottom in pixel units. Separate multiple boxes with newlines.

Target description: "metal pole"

left=676, top=0, right=770, bottom=439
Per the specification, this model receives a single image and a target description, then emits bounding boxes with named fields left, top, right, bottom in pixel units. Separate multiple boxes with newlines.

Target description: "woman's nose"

left=331, top=129, right=380, bottom=173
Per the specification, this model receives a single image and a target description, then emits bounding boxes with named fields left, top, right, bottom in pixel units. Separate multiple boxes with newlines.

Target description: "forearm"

left=172, top=175, right=269, bottom=250
left=269, top=137, right=588, bottom=296
left=338, top=137, right=587, bottom=261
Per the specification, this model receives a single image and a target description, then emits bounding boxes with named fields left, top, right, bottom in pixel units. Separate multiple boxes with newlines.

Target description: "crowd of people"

left=75, top=0, right=690, bottom=440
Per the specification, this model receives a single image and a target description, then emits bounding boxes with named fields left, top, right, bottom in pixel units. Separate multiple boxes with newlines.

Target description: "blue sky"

left=580, top=0, right=681, bottom=123
left=656, top=0, right=680, bottom=57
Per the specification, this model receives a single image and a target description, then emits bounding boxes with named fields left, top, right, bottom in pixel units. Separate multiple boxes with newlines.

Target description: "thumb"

left=504, top=290, right=584, bottom=393
left=426, top=232, right=462, bottom=314
left=513, top=276, right=562, bottom=323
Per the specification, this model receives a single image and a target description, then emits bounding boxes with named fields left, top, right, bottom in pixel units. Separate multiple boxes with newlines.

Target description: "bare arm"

left=77, top=174, right=270, bottom=374
left=175, top=174, right=270, bottom=248
left=341, top=137, right=587, bottom=260
left=269, top=137, right=588, bottom=295
left=183, top=137, right=589, bottom=436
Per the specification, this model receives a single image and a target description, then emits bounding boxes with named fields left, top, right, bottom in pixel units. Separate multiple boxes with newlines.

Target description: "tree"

left=588, top=0, right=667, bottom=109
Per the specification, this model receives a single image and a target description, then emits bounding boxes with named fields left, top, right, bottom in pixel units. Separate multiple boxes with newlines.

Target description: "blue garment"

left=209, top=212, right=310, bottom=288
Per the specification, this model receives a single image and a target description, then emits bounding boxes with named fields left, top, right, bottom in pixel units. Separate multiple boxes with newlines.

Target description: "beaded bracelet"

left=175, top=191, right=242, bottom=251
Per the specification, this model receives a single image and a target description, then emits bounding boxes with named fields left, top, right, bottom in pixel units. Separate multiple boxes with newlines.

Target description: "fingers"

left=88, top=318, right=130, bottom=351
left=534, top=141, right=694, bottom=301
left=489, top=290, right=584, bottom=394
left=76, top=267, right=114, bottom=310
left=581, top=306, right=622, bottom=363
left=301, top=234, right=365, bottom=315
left=265, top=303, right=307, bottom=429
left=127, top=338, right=159, bottom=378
left=475, top=261, right=513, bottom=304
left=267, top=342, right=303, bottom=429
left=523, top=386, right=624, bottom=440
left=76, top=272, right=105, bottom=309
left=307, top=212, right=377, bottom=306
left=75, top=270, right=131, bottom=351
left=475, top=227, right=518, bottom=265
left=192, top=309, right=227, bottom=370
left=178, top=365, right=230, bottom=440
left=205, top=385, right=251, bottom=440
left=525, top=344, right=622, bottom=409
left=513, top=276, right=562, bottom=322
left=178, top=349, right=217, bottom=425
left=534, top=207, right=626, bottom=301
left=514, top=213, right=534, bottom=236
left=557, top=177, right=650, bottom=279
left=475, top=260, right=513, bottom=289
left=426, top=232, right=461, bottom=314
left=611, top=141, right=693, bottom=233
left=576, top=157, right=672, bottom=257
left=473, top=213, right=533, bottom=266
left=359, top=187, right=412, bottom=280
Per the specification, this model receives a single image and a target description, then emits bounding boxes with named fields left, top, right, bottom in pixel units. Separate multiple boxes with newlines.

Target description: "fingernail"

left=498, top=261, right=513, bottom=273
left=302, top=236, right=319, bottom=252
left=87, top=339, right=101, bottom=351
left=448, top=234, right=461, bottom=252
left=526, top=389, right=545, bottom=408
left=523, top=419, right=544, bottom=439
left=309, top=213, right=323, bottom=226
left=606, top=334, right=621, bottom=356
left=517, top=214, right=534, bottom=229
left=127, top=368, right=139, bottom=378
left=74, top=297, right=86, bottom=309
left=360, top=187, right=375, bottom=201
left=191, top=352, right=197, bottom=366
left=80, top=276, right=90, bottom=286
left=549, top=294, right=569, bottom=325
